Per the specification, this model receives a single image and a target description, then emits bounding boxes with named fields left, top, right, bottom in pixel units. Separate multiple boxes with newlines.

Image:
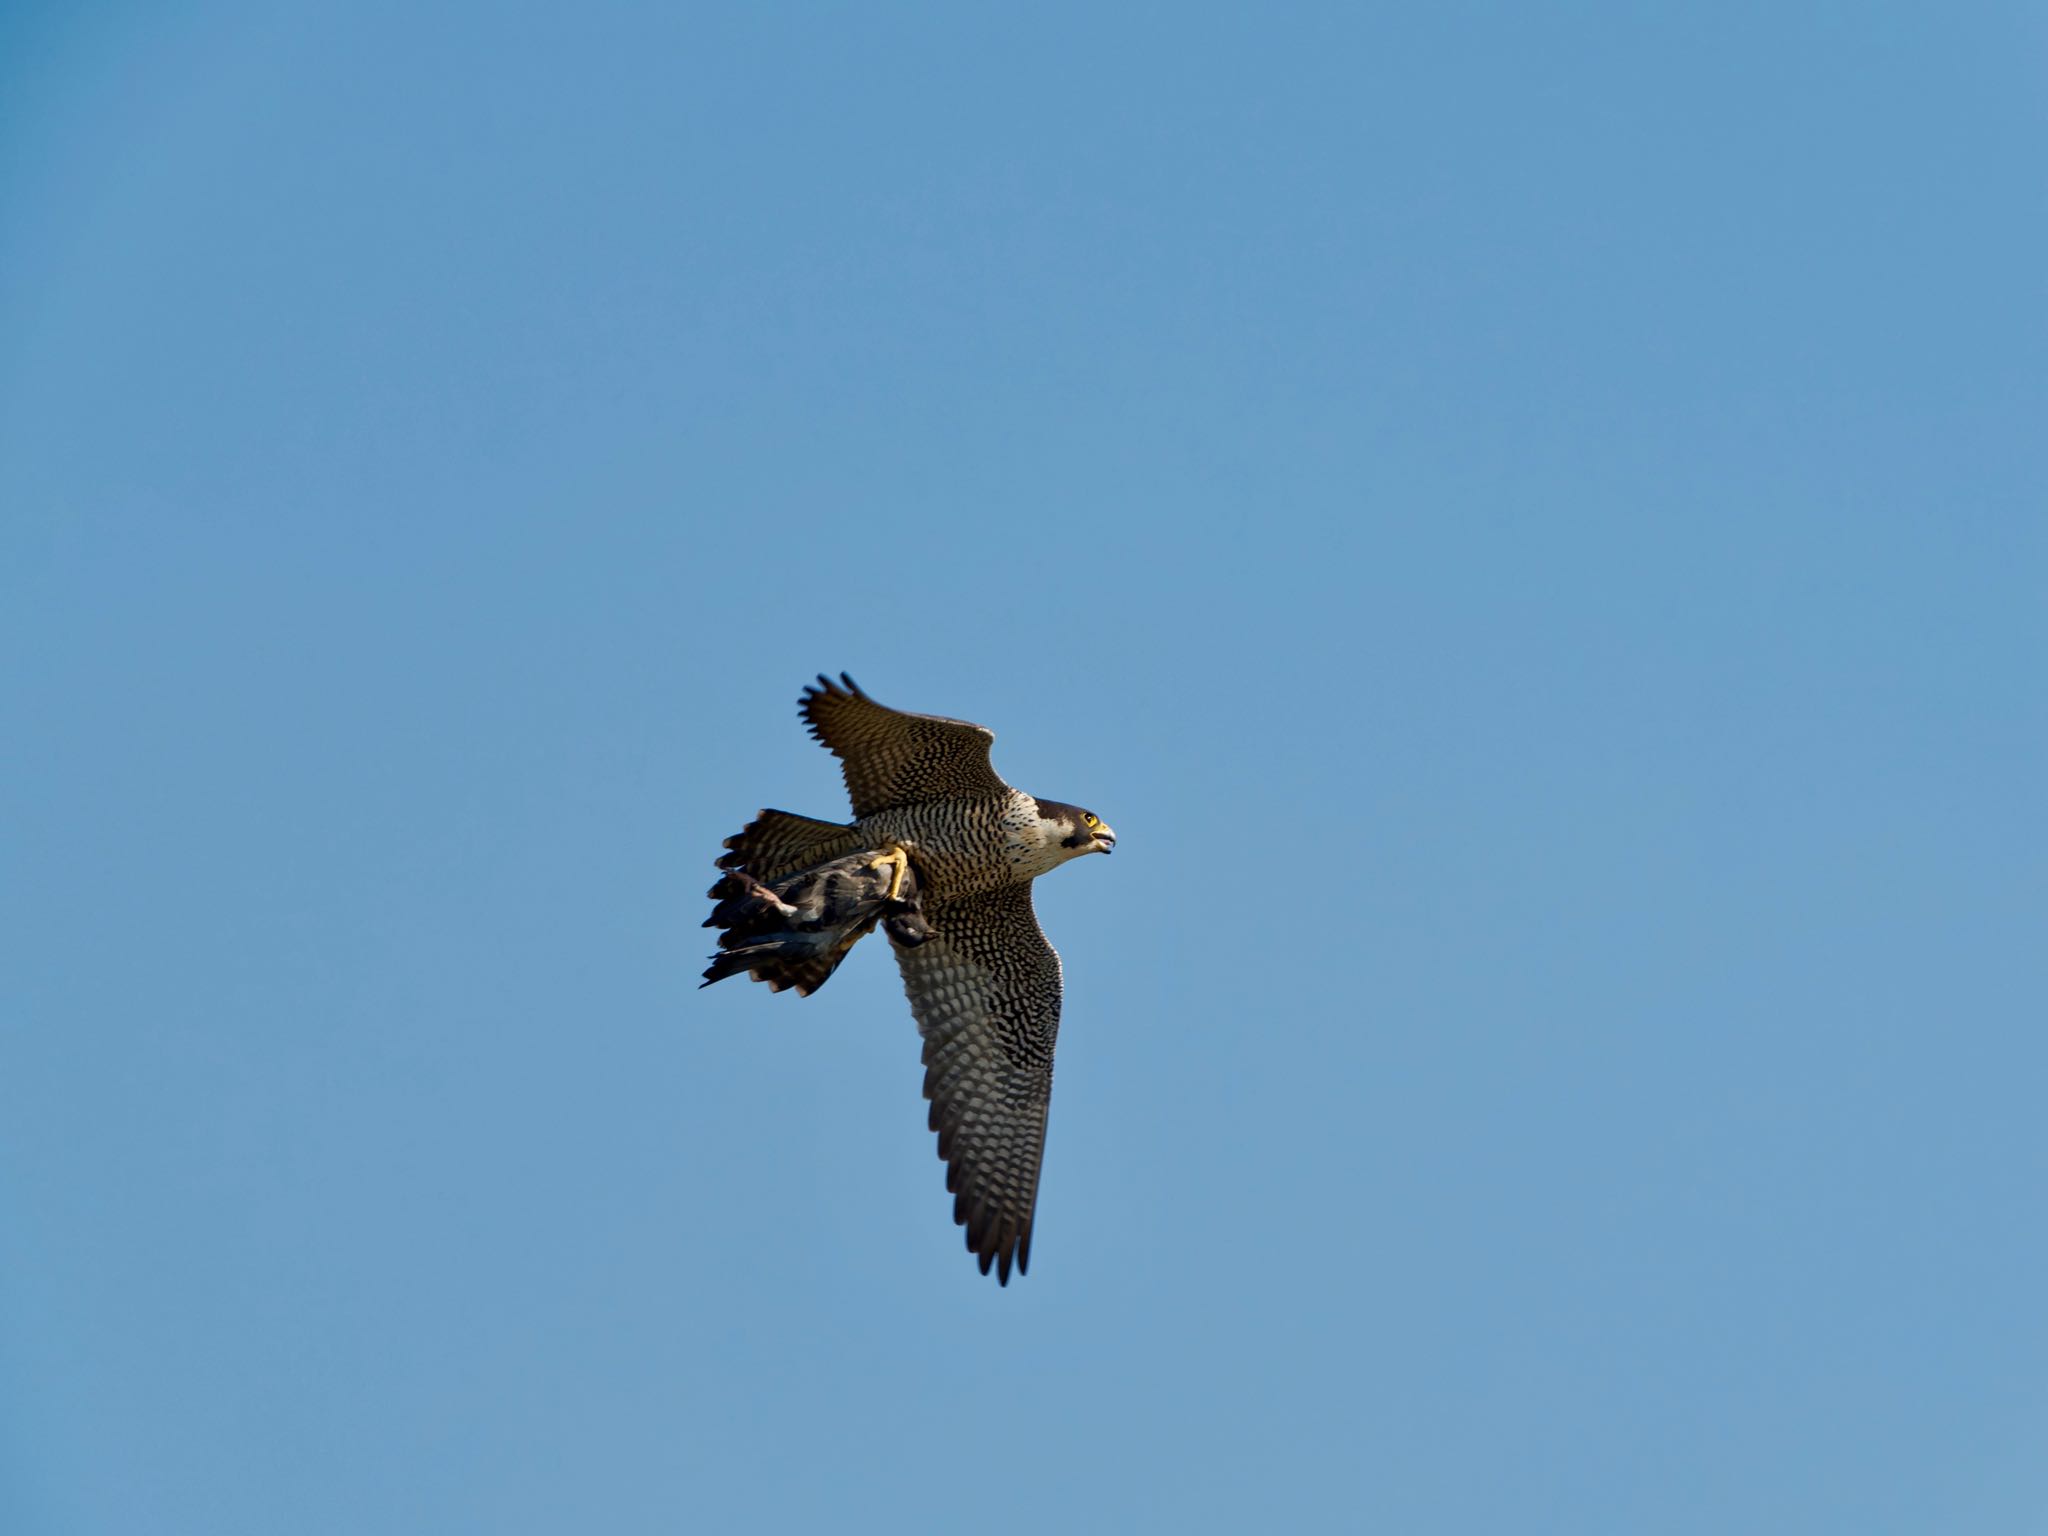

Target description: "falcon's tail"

left=699, top=932, right=863, bottom=996
left=717, top=808, right=864, bottom=883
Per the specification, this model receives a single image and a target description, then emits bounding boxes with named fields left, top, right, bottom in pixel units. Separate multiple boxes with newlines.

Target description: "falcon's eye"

left=1082, top=813, right=1099, bottom=827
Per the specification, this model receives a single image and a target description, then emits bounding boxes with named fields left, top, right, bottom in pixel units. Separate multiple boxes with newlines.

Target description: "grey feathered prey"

left=701, top=846, right=930, bottom=995
left=705, top=674, right=1116, bottom=1284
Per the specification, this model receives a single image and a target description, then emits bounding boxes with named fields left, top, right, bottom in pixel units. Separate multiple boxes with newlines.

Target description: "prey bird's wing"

left=892, top=884, right=1061, bottom=1284
left=801, top=673, right=1011, bottom=819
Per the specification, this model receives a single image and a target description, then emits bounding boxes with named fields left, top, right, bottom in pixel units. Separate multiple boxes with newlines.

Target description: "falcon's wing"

left=801, top=673, right=1011, bottom=819
left=892, top=883, right=1061, bottom=1284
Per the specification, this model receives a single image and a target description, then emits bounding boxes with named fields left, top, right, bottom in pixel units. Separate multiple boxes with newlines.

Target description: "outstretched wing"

left=800, top=673, right=1011, bottom=819
left=893, top=884, right=1061, bottom=1284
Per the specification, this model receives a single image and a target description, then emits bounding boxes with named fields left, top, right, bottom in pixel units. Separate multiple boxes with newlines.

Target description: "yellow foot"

left=866, top=844, right=911, bottom=902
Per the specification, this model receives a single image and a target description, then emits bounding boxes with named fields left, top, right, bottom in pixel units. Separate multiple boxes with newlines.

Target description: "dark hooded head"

left=1031, top=797, right=1117, bottom=859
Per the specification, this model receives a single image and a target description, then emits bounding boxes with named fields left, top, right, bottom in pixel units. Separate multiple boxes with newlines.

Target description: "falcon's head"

left=1032, top=798, right=1117, bottom=860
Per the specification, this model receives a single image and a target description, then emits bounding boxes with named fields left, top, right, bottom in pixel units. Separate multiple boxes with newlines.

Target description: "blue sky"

left=3, top=3, right=2043, bottom=1531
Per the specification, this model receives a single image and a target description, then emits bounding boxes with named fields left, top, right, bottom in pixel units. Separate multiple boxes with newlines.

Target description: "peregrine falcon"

left=703, top=674, right=1116, bottom=1284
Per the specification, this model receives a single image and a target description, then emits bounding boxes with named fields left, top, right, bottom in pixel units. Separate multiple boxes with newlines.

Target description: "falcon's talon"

left=864, top=843, right=912, bottom=904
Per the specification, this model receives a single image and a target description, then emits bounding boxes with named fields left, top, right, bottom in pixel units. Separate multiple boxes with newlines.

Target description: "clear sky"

left=3, top=3, right=2043, bottom=1532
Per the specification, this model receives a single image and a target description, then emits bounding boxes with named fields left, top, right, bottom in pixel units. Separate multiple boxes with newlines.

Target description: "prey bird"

left=703, top=674, right=1116, bottom=1283
left=701, top=846, right=931, bottom=995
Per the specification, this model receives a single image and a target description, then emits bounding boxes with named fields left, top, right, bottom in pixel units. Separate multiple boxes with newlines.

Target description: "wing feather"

left=892, top=884, right=1061, bottom=1284
left=800, top=673, right=1011, bottom=818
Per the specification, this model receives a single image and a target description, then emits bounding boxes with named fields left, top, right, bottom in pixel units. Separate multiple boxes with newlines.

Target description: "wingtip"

left=797, top=672, right=866, bottom=705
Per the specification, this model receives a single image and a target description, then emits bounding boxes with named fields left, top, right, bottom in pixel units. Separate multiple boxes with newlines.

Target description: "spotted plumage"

left=706, top=674, right=1115, bottom=1284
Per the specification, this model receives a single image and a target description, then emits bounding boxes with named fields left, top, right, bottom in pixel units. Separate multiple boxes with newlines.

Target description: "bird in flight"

left=703, top=674, right=1116, bottom=1283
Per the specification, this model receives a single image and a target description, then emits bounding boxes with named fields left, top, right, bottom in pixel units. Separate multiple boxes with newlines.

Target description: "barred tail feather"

left=718, top=808, right=863, bottom=883
left=699, top=931, right=868, bottom=996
